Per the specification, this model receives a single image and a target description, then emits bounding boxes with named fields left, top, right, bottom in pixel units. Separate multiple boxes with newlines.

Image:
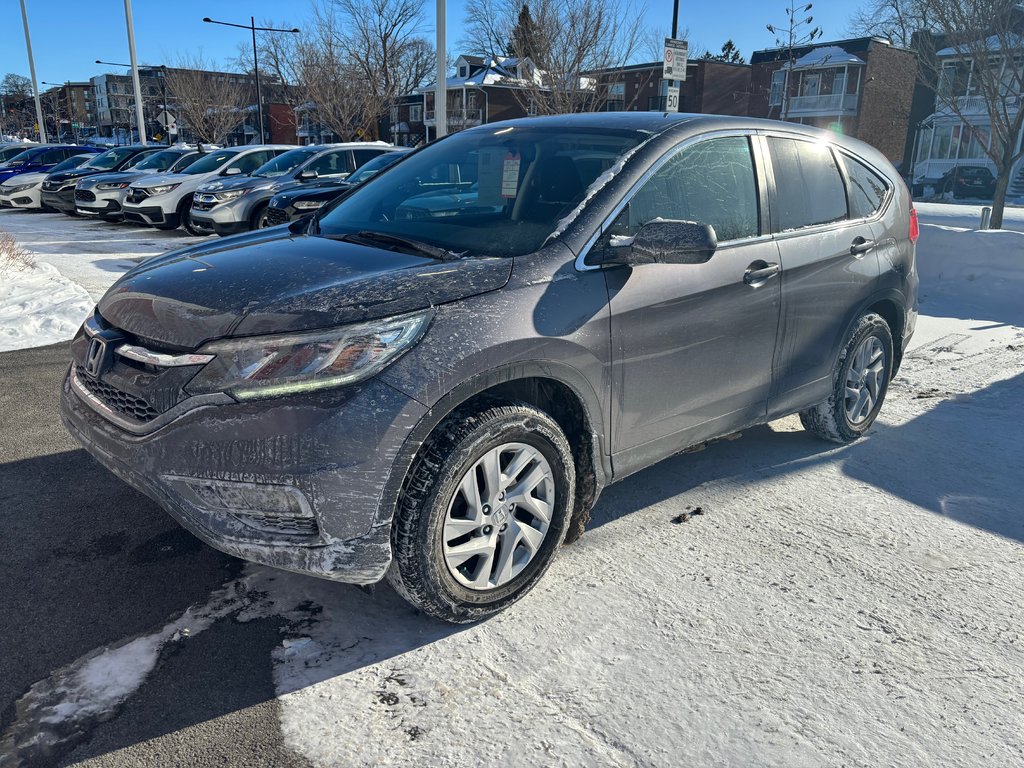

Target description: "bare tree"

left=464, top=0, right=646, bottom=115
left=914, top=0, right=1024, bottom=228
left=846, top=0, right=933, bottom=48
left=232, top=21, right=304, bottom=106
left=164, top=56, right=249, bottom=144
left=766, top=1, right=823, bottom=119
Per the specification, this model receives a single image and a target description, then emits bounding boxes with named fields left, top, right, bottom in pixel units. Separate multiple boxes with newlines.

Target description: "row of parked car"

left=0, top=140, right=411, bottom=236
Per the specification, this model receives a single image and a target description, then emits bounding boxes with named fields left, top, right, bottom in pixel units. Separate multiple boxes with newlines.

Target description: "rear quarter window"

left=842, top=154, right=890, bottom=219
left=768, top=137, right=848, bottom=231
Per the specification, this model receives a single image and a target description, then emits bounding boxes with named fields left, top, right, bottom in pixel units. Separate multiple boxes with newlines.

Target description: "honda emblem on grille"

left=83, top=329, right=124, bottom=379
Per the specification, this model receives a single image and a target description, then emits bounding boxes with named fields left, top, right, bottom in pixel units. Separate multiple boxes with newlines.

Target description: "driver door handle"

left=850, top=236, right=876, bottom=256
left=743, top=262, right=780, bottom=285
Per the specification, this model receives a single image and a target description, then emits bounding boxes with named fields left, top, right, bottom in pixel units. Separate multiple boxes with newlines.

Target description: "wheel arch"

left=835, top=290, right=907, bottom=379
left=376, top=361, right=609, bottom=545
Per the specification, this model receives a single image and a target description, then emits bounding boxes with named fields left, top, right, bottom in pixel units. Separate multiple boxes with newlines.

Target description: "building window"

left=409, top=104, right=422, bottom=122
left=606, top=81, right=625, bottom=111
left=459, top=66, right=468, bottom=78
left=769, top=69, right=786, bottom=106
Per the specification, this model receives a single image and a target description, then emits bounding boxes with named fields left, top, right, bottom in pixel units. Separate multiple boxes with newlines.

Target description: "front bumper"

left=123, top=204, right=173, bottom=227
left=190, top=198, right=254, bottom=236
left=77, top=188, right=126, bottom=219
left=60, top=359, right=428, bottom=584
left=0, top=188, right=41, bottom=208
left=41, top=188, right=77, bottom=213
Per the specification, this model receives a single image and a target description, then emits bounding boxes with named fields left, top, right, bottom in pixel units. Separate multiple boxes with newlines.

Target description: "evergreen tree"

left=699, top=39, right=746, bottom=64
left=508, top=3, right=542, bottom=62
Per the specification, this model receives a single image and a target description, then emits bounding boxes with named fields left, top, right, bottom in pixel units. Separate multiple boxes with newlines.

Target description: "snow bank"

left=916, top=201, right=1024, bottom=233
left=0, top=259, right=93, bottom=352
left=916, top=223, right=1024, bottom=324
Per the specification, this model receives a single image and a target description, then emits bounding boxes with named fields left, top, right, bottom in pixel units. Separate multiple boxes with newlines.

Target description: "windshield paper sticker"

left=501, top=152, right=521, bottom=199
left=477, top=149, right=503, bottom=206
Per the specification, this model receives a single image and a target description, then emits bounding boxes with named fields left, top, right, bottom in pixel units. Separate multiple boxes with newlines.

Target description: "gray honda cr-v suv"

left=61, top=113, right=918, bottom=623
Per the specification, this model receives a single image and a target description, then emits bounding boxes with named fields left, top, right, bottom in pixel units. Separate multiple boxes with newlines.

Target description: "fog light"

left=163, top=475, right=318, bottom=536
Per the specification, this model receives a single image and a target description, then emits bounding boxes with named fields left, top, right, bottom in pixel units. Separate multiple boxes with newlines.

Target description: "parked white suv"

left=122, top=145, right=291, bottom=234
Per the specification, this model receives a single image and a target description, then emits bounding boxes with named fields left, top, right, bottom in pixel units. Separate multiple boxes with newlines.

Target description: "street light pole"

left=18, top=0, right=47, bottom=143
left=203, top=16, right=299, bottom=145
left=123, top=0, right=147, bottom=145
left=98, top=61, right=171, bottom=143
left=435, top=0, right=446, bottom=139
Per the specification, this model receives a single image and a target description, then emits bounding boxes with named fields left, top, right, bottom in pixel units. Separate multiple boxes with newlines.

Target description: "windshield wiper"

left=330, top=230, right=461, bottom=261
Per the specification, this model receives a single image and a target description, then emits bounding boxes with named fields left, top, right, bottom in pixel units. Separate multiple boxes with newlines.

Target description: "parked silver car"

left=75, top=148, right=202, bottom=221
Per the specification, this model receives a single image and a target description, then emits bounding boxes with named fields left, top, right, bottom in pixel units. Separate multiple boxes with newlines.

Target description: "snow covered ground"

left=1, top=204, right=1023, bottom=766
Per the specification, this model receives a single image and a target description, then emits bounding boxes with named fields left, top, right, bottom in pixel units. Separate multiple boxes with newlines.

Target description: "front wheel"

left=387, top=403, right=575, bottom=623
left=800, top=313, right=894, bottom=443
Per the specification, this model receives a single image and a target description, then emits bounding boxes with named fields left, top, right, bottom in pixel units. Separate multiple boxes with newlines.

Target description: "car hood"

left=272, top=182, right=352, bottom=205
left=47, top=167, right=107, bottom=184
left=131, top=172, right=195, bottom=189
left=197, top=175, right=279, bottom=194
left=0, top=170, right=45, bottom=188
left=96, top=228, right=513, bottom=349
left=80, top=170, right=150, bottom=188
left=0, top=167, right=33, bottom=182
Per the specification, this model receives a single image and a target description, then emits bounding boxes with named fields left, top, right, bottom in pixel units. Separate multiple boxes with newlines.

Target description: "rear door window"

left=353, top=148, right=384, bottom=169
left=623, top=135, right=760, bottom=242
left=38, top=148, right=67, bottom=164
left=767, top=137, right=848, bottom=231
left=842, top=154, right=889, bottom=219
left=305, top=149, right=353, bottom=177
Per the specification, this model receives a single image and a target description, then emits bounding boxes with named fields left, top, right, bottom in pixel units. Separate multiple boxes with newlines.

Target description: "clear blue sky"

left=0, top=0, right=863, bottom=85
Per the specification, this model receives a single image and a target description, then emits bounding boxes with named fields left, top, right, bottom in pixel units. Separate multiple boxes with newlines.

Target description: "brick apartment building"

left=596, top=59, right=751, bottom=115
left=749, top=36, right=917, bottom=164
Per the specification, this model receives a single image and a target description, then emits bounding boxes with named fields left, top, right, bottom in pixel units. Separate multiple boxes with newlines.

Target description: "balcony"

left=786, top=92, right=859, bottom=116
left=424, top=108, right=484, bottom=127
left=934, top=94, right=1021, bottom=116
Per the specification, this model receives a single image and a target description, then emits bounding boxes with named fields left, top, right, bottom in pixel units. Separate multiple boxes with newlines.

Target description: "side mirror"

left=607, top=220, right=717, bottom=266
left=223, top=166, right=242, bottom=176
left=298, top=169, right=318, bottom=181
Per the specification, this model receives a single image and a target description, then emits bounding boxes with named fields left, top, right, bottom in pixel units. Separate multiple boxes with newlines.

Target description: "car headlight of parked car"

left=213, top=189, right=248, bottom=202
left=6, top=182, right=38, bottom=193
left=97, top=181, right=130, bottom=190
left=185, top=310, right=433, bottom=400
left=147, top=183, right=181, bottom=196
left=293, top=200, right=325, bottom=210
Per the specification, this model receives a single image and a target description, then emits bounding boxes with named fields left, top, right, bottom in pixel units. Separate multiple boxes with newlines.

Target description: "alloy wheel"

left=442, top=442, right=554, bottom=591
left=845, top=336, right=886, bottom=425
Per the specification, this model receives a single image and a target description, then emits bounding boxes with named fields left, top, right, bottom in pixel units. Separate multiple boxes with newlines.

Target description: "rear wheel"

left=387, top=403, right=575, bottom=623
left=179, top=199, right=204, bottom=236
left=800, top=313, right=893, bottom=443
left=251, top=203, right=270, bottom=230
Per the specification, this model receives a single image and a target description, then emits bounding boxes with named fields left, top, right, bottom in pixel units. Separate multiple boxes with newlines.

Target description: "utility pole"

left=435, top=0, right=447, bottom=139
left=123, top=0, right=147, bottom=144
left=18, top=0, right=47, bottom=143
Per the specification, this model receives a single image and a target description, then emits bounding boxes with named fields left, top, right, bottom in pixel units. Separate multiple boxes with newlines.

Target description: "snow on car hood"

left=96, top=228, right=513, bottom=349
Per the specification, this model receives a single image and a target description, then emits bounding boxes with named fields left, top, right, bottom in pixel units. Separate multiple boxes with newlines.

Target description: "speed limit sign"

left=666, top=85, right=680, bottom=112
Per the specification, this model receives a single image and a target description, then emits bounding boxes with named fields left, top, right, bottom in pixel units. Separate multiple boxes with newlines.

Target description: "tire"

left=387, top=402, right=575, bottom=623
left=180, top=202, right=205, bottom=236
left=800, top=313, right=894, bottom=444
left=250, top=203, right=270, bottom=230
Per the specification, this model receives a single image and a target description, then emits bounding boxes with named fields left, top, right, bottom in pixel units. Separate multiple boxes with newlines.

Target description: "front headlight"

left=7, top=182, right=37, bottom=193
left=214, top=189, right=247, bottom=202
left=97, top=181, right=130, bottom=190
left=293, top=200, right=325, bottom=210
left=185, top=310, right=433, bottom=400
left=147, top=183, right=181, bottom=196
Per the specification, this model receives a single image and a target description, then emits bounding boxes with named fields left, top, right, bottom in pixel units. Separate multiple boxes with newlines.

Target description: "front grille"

left=231, top=512, right=320, bottom=536
left=265, top=207, right=289, bottom=226
left=192, top=197, right=216, bottom=211
left=43, top=180, right=62, bottom=192
left=75, top=365, right=159, bottom=423
left=127, top=188, right=150, bottom=204
left=75, top=189, right=96, bottom=202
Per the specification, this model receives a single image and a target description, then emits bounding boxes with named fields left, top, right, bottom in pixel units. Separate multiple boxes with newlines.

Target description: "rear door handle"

left=850, top=236, right=875, bottom=256
left=743, top=262, right=780, bottom=285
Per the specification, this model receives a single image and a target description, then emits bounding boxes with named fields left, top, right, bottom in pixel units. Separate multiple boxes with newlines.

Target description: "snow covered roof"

left=790, top=46, right=865, bottom=70
left=937, top=34, right=1024, bottom=57
left=416, top=55, right=545, bottom=92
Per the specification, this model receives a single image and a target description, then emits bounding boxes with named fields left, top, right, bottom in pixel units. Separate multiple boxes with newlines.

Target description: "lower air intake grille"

left=75, top=365, right=159, bottom=423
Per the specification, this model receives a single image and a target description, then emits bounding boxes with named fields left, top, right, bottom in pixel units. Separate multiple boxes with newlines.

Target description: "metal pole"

left=435, top=0, right=446, bottom=138
left=123, top=0, right=147, bottom=144
left=252, top=17, right=265, bottom=144
left=672, top=0, right=679, bottom=38
left=19, top=0, right=47, bottom=143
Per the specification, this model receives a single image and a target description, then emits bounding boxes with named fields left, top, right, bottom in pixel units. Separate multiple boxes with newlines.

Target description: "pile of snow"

left=916, top=223, right=1024, bottom=325
left=0, top=258, right=92, bottom=352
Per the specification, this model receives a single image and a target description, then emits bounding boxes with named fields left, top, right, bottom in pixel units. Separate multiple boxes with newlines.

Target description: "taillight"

left=909, top=207, right=919, bottom=243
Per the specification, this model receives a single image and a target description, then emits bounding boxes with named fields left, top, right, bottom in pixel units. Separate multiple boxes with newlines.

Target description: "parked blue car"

left=0, top=145, right=104, bottom=185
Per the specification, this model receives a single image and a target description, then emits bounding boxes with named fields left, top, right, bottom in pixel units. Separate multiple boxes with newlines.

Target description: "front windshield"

left=130, top=149, right=185, bottom=171
left=254, top=147, right=320, bottom=177
left=179, top=150, right=239, bottom=175
left=0, top=145, right=33, bottom=163
left=1, top=148, right=37, bottom=167
left=50, top=155, right=92, bottom=173
left=169, top=152, right=200, bottom=172
left=347, top=151, right=408, bottom=184
left=124, top=149, right=161, bottom=170
left=84, top=147, right=138, bottom=170
left=316, top=127, right=647, bottom=257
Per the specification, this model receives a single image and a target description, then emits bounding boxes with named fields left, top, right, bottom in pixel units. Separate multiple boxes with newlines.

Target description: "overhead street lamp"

left=96, top=60, right=171, bottom=143
left=202, top=16, right=299, bottom=144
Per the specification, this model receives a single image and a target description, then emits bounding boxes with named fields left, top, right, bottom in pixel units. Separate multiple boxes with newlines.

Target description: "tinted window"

left=38, top=148, right=67, bottom=164
left=134, top=149, right=184, bottom=172
left=125, top=149, right=160, bottom=169
left=768, top=137, right=847, bottom=231
left=84, top=147, right=139, bottom=170
left=625, top=136, right=759, bottom=242
left=253, top=147, right=320, bottom=177
left=169, top=153, right=201, bottom=172
left=228, top=151, right=273, bottom=175
left=347, top=151, right=407, bottom=184
left=50, top=155, right=92, bottom=173
left=180, top=150, right=240, bottom=175
left=305, top=149, right=353, bottom=177
left=353, top=148, right=384, bottom=168
left=842, top=154, right=888, bottom=219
